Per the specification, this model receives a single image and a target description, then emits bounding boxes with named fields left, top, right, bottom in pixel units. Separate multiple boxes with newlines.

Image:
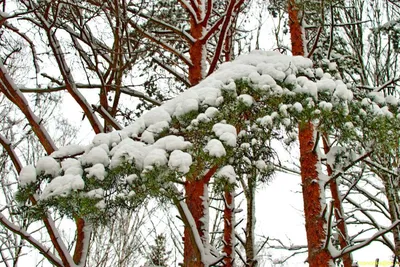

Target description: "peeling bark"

left=289, top=0, right=332, bottom=264
left=183, top=166, right=217, bottom=267
left=188, top=1, right=206, bottom=86
left=184, top=179, right=206, bottom=267
left=298, top=122, right=331, bottom=267
left=288, top=0, right=305, bottom=57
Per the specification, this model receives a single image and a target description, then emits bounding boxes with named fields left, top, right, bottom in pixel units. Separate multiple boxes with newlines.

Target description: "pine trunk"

left=289, top=0, right=332, bottom=265
left=188, top=1, right=206, bottom=86
left=183, top=3, right=207, bottom=266
left=182, top=1, right=213, bottom=265
left=323, top=136, right=353, bottom=267
left=298, top=122, right=332, bottom=266
left=288, top=0, right=305, bottom=57
left=184, top=179, right=206, bottom=267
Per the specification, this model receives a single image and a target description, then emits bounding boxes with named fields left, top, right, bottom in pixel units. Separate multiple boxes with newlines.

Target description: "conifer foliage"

left=145, top=234, right=170, bottom=267
left=1, top=1, right=400, bottom=267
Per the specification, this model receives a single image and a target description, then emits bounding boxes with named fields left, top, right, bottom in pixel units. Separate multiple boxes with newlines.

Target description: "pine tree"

left=146, top=234, right=170, bottom=267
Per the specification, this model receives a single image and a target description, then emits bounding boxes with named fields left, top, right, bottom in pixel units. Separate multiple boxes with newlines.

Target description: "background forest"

left=1, top=0, right=400, bottom=266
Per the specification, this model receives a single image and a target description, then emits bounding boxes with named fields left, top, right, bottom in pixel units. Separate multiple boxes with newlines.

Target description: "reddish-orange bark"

left=0, top=70, right=56, bottom=154
left=323, top=136, right=353, bottom=267
left=188, top=10, right=205, bottom=86
left=298, top=122, right=332, bottom=267
left=184, top=178, right=205, bottom=267
left=207, top=0, right=242, bottom=76
left=288, top=0, right=304, bottom=56
left=289, top=0, right=332, bottom=265
left=73, top=217, right=86, bottom=264
left=183, top=166, right=217, bottom=267
left=29, top=196, right=72, bottom=267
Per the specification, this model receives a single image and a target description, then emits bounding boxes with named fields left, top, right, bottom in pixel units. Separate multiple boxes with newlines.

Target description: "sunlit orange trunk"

left=289, top=1, right=332, bottom=263
left=323, top=136, right=353, bottom=267
left=184, top=179, right=206, bottom=267
left=183, top=2, right=207, bottom=266
left=73, top=217, right=87, bottom=264
left=188, top=4, right=206, bottom=86
left=298, top=122, right=332, bottom=266
left=288, top=0, right=304, bottom=57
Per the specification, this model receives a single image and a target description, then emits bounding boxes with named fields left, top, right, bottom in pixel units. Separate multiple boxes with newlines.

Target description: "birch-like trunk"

left=245, top=173, right=257, bottom=267
left=382, top=174, right=400, bottom=258
left=223, top=188, right=235, bottom=267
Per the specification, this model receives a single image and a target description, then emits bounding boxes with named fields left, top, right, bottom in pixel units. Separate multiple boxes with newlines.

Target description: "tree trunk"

left=223, top=188, right=235, bottom=267
left=288, top=0, right=332, bottom=265
left=288, top=0, right=305, bottom=57
left=323, top=136, right=353, bottom=267
left=383, top=174, right=400, bottom=258
left=184, top=179, right=206, bottom=267
left=188, top=1, right=206, bottom=86
left=298, top=122, right=332, bottom=267
left=245, top=174, right=257, bottom=267
left=183, top=166, right=217, bottom=267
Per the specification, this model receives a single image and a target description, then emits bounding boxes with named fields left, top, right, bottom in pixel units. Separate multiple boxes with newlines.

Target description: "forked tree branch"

left=45, top=28, right=104, bottom=134
left=92, top=105, right=123, bottom=130
left=0, top=212, right=64, bottom=267
left=207, top=0, right=243, bottom=76
left=128, top=20, right=192, bottom=67
left=333, top=220, right=400, bottom=259
left=0, top=134, right=22, bottom=173
left=0, top=62, right=57, bottom=155
left=19, top=83, right=162, bottom=106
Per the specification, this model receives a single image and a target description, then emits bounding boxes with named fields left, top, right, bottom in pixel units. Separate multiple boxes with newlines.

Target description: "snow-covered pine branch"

left=16, top=50, right=400, bottom=266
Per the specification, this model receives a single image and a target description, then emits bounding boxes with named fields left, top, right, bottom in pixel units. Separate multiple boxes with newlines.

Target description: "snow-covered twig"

left=267, top=238, right=307, bottom=251
left=152, top=57, right=191, bottom=88
left=364, top=158, right=398, bottom=176
left=340, top=167, right=364, bottom=201
left=304, top=20, right=371, bottom=29
left=130, top=9, right=195, bottom=43
left=0, top=62, right=57, bottom=154
left=323, top=200, right=335, bottom=250
left=128, top=21, right=192, bottom=67
left=92, top=105, right=123, bottom=131
left=345, top=197, right=395, bottom=252
left=357, top=77, right=400, bottom=92
left=324, top=150, right=373, bottom=186
left=3, top=21, right=40, bottom=76
left=45, top=28, right=104, bottom=134
left=332, top=220, right=400, bottom=259
left=0, top=212, right=64, bottom=267
left=0, top=134, right=22, bottom=173
left=20, top=84, right=162, bottom=106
